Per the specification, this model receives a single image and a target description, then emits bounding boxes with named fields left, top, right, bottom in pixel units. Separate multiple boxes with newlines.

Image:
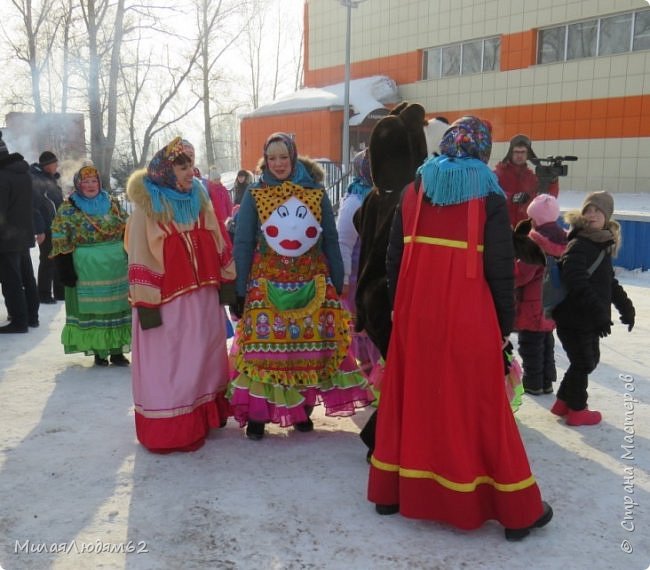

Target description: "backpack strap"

left=587, top=250, right=606, bottom=276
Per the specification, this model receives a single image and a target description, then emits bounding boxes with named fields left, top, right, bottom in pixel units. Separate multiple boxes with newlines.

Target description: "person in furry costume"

left=125, top=137, right=236, bottom=453
left=354, top=104, right=448, bottom=456
left=550, top=191, right=635, bottom=426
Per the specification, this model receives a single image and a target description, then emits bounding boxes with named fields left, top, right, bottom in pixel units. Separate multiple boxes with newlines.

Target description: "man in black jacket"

left=0, top=131, right=39, bottom=333
left=30, top=151, right=64, bottom=302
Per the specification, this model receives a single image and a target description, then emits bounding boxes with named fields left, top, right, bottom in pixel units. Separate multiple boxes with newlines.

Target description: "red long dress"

left=367, top=185, right=545, bottom=530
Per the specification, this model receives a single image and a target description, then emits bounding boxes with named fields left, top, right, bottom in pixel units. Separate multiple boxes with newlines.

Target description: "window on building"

left=538, top=8, right=650, bottom=63
left=634, top=9, right=650, bottom=51
left=422, top=36, right=500, bottom=79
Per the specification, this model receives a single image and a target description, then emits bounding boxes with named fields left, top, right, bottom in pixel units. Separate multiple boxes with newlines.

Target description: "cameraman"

left=495, top=134, right=558, bottom=227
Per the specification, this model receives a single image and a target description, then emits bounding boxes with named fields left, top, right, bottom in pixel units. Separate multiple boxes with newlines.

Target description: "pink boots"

left=566, top=408, right=602, bottom=426
left=551, top=399, right=602, bottom=425
left=550, top=399, right=569, bottom=416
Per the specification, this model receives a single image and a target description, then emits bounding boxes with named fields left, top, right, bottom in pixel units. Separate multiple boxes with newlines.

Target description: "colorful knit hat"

left=527, top=194, right=560, bottom=226
left=582, top=191, right=614, bottom=223
left=73, top=165, right=102, bottom=192
left=352, top=149, right=372, bottom=187
left=263, top=132, right=298, bottom=172
left=439, top=116, right=492, bottom=163
left=147, top=136, right=189, bottom=189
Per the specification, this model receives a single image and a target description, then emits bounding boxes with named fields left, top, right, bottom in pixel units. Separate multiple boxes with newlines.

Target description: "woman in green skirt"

left=51, top=165, right=131, bottom=366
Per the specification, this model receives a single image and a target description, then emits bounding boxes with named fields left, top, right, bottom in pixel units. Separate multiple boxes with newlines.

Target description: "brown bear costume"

left=353, top=102, right=431, bottom=456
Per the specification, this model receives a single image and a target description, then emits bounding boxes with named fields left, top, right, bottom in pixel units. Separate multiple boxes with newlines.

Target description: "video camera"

left=531, top=155, right=578, bottom=193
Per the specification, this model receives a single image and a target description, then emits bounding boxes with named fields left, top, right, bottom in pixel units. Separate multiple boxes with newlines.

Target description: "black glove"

left=219, top=282, right=237, bottom=306
left=512, top=192, right=531, bottom=205
left=56, top=253, right=78, bottom=287
left=597, top=321, right=613, bottom=338
left=137, top=306, right=162, bottom=330
left=619, top=307, right=635, bottom=332
left=229, top=296, right=245, bottom=319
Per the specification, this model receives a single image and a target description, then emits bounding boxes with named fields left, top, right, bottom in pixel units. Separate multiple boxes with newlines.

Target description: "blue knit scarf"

left=70, top=190, right=111, bottom=216
left=144, top=176, right=203, bottom=225
left=417, top=155, right=504, bottom=206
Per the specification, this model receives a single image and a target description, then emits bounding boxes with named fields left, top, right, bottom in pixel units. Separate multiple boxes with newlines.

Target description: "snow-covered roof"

left=243, top=75, right=400, bottom=126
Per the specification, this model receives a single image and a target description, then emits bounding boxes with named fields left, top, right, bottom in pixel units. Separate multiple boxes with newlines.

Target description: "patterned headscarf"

left=352, top=149, right=372, bottom=188
left=439, top=116, right=493, bottom=164
left=263, top=132, right=298, bottom=174
left=73, top=165, right=102, bottom=193
left=147, top=137, right=189, bottom=189
left=70, top=165, right=111, bottom=216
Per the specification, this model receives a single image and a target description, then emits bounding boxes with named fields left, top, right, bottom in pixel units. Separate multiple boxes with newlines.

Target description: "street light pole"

left=339, top=0, right=365, bottom=186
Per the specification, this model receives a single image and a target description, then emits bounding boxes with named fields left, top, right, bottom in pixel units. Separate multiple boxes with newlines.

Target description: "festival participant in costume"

left=50, top=165, right=131, bottom=365
left=336, top=149, right=380, bottom=377
left=368, top=116, right=553, bottom=541
left=551, top=191, right=635, bottom=426
left=125, top=137, right=235, bottom=453
left=513, top=194, right=567, bottom=395
left=354, top=105, right=446, bottom=457
left=495, top=134, right=559, bottom=227
left=229, top=132, right=372, bottom=440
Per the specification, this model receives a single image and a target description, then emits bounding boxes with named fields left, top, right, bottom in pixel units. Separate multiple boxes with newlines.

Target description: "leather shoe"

left=246, top=420, right=265, bottom=441
left=29, top=320, right=40, bottom=328
left=94, top=355, right=109, bottom=367
left=40, top=297, right=57, bottom=304
left=0, top=323, right=29, bottom=333
left=505, top=501, right=553, bottom=541
left=375, top=504, right=399, bottom=515
left=110, top=353, right=130, bottom=366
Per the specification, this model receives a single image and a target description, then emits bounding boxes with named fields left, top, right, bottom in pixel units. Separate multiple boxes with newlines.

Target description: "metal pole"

left=342, top=0, right=352, bottom=183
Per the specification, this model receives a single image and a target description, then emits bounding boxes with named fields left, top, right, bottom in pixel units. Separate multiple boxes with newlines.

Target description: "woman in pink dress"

left=125, top=137, right=236, bottom=453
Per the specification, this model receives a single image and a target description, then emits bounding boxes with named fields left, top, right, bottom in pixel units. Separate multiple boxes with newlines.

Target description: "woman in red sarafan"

left=368, top=116, right=553, bottom=541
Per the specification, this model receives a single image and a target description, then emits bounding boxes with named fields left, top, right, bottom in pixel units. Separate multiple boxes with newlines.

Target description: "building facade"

left=241, top=0, right=650, bottom=194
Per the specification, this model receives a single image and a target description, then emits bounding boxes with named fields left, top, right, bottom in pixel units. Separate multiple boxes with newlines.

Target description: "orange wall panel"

left=304, top=52, right=421, bottom=88
left=240, top=110, right=344, bottom=171
left=430, top=95, right=650, bottom=143
left=500, top=31, right=537, bottom=71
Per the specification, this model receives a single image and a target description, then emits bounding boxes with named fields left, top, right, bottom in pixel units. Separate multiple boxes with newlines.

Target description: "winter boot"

left=550, top=399, right=569, bottom=417
left=566, top=408, right=602, bottom=426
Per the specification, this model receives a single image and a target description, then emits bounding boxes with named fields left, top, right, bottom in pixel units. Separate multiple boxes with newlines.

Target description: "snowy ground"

left=1, top=255, right=649, bottom=570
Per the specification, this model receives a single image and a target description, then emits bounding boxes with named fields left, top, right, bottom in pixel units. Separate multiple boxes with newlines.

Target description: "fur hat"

left=503, top=134, right=537, bottom=163
left=39, top=151, right=58, bottom=166
left=369, top=102, right=428, bottom=192
left=0, top=131, right=8, bottom=158
left=527, top=194, right=560, bottom=226
left=582, top=191, right=614, bottom=223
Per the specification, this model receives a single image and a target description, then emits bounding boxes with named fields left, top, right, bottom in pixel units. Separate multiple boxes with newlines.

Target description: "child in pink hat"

left=514, top=194, right=567, bottom=395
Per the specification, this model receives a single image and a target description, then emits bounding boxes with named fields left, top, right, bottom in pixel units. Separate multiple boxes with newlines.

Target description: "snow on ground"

left=0, top=265, right=649, bottom=570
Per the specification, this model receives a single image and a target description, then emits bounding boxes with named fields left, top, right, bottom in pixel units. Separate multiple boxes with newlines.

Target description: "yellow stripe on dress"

left=403, top=235, right=484, bottom=252
left=370, top=456, right=536, bottom=493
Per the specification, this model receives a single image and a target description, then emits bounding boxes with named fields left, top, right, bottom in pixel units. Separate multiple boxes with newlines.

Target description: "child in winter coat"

left=514, top=194, right=567, bottom=395
left=551, top=191, right=635, bottom=426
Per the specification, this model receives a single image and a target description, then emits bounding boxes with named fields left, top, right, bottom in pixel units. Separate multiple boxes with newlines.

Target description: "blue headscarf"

left=145, top=137, right=203, bottom=224
left=69, top=166, right=111, bottom=216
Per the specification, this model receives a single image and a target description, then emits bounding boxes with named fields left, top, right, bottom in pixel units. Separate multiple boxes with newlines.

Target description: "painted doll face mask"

left=261, top=195, right=322, bottom=257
